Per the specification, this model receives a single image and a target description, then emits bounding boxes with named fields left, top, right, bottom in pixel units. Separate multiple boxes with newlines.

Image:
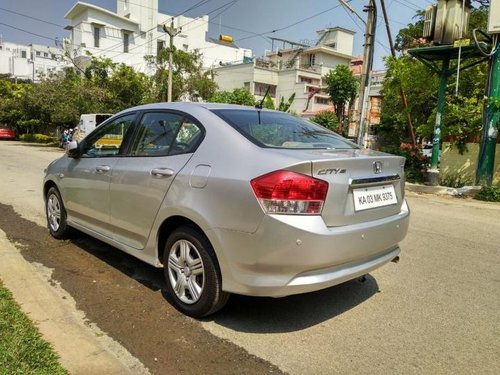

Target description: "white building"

left=213, top=27, right=355, bottom=116
left=64, top=0, right=252, bottom=72
left=0, top=41, right=66, bottom=82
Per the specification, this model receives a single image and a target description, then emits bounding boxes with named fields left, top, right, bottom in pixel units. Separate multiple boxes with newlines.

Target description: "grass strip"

left=0, top=279, right=68, bottom=375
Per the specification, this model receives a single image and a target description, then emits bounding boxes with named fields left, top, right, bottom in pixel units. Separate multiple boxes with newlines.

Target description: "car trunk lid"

left=280, top=148, right=406, bottom=227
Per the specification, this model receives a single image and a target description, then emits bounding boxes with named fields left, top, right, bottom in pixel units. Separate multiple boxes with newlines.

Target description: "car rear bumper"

left=208, top=200, right=409, bottom=297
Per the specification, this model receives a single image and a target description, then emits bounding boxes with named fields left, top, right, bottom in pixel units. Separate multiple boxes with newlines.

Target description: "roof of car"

left=117, top=102, right=274, bottom=114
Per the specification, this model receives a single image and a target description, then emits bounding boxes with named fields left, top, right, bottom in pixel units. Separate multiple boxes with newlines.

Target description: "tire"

left=163, top=226, right=229, bottom=318
left=46, top=186, right=72, bottom=239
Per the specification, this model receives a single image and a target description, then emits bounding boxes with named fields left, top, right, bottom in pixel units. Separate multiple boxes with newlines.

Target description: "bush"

left=381, top=143, right=428, bottom=183
left=439, top=172, right=473, bottom=188
left=310, top=111, right=341, bottom=133
left=474, top=186, right=500, bottom=202
left=20, top=133, right=57, bottom=144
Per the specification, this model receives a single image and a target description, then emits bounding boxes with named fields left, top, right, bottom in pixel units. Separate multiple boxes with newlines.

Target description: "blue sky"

left=0, top=0, right=435, bottom=70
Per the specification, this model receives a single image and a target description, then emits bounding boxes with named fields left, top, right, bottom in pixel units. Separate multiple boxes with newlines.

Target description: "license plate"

left=353, top=184, right=398, bottom=211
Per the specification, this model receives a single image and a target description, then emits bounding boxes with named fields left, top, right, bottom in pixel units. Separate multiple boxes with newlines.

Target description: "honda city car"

left=44, top=103, right=409, bottom=317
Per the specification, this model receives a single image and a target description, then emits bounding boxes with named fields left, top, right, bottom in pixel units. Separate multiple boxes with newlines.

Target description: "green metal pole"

left=476, top=42, right=500, bottom=186
left=430, top=57, right=450, bottom=170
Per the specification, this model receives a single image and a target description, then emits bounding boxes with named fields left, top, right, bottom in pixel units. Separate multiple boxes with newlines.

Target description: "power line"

left=0, top=6, right=64, bottom=28
left=393, top=0, right=420, bottom=12
left=0, top=21, right=57, bottom=42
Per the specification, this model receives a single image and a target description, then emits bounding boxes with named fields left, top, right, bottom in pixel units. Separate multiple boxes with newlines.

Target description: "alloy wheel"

left=167, top=239, right=205, bottom=304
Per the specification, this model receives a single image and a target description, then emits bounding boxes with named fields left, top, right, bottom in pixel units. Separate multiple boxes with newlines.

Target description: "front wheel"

left=163, top=226, right=229, bottom=318
left=46, top=186, right=71, bottom=239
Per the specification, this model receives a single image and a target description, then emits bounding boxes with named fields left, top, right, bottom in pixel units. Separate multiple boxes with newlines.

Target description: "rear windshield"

left=211, top=109, right=358, bottom=150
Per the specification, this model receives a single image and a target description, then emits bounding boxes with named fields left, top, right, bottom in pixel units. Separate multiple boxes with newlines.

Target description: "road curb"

left=405, top=182, right=482, bottom=197
left=0, top=230, right=150, bottom=375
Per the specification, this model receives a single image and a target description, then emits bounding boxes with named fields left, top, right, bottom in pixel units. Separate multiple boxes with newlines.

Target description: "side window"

left=81, top=114, right=136, bottom=157
left=131, top=112, right=202, bottom=156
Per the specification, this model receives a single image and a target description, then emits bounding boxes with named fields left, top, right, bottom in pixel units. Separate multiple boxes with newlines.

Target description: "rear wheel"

left=46, top=186, right=71, bottom=239
left=163, top=226, right=229, bottom=318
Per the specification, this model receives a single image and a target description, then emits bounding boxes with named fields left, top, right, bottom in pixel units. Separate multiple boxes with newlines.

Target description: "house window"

left=21, top=50, right=27, bottom=58
left=123, top=33, right=129, bottom=53
left=94, top=26, right=100, bottom=48
left=183, top=44, right=188, bottom=51
left=308, top=54, right=316, bottom=66
left=44, top=52, right=49, bottom=58
left=315, top=97, right=329, bottom=105
left=36, top=51, right=41, bottom=57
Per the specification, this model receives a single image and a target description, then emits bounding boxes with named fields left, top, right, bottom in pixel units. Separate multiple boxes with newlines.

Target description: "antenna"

left=255, top=86, right=270, bottom=109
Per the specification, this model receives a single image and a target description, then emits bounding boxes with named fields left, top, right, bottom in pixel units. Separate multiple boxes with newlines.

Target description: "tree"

left=310, top=111, right=341, bottom=133
left=0, top=56, right=151, bottom=135
left=325, top=65, right=358, bottom=123
left=145, top=47, right=217, bottom=102
left=210, top=88, right=255, bottom=106
left=262, top=92, right=296, bottom=112
left=379, top=5, right=489, bottom=150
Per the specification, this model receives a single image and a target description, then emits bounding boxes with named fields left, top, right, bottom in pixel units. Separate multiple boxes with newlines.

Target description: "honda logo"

left=373, top=161, right=382, bottom=174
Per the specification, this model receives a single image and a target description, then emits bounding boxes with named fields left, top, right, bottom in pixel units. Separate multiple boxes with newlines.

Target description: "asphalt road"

left=0, top=141, right=499, bottom=374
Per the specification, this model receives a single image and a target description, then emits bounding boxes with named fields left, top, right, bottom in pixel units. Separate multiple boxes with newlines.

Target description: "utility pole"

left=476, top=40, right=500, bottom=186
left=163, top=18, right=181, bottom=102
left=379, top=0, right=416, bottom=147
left=357, top=0, right=377, bottom=146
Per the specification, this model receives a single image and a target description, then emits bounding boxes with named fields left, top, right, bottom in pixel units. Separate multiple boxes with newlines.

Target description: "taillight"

left=250, top=170, right=328, bottom=215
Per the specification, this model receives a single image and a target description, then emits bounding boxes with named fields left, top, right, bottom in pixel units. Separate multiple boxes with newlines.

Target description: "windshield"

left=211, top=109, right=358, bottom=150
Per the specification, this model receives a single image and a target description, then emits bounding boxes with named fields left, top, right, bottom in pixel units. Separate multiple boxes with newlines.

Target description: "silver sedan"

left=44, top=103, right=409, bottom=317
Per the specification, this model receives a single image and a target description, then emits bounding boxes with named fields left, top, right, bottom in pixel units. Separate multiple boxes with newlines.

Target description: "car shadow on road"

left=205, top=276, right=379, bottom=333
left=71, top=232, right=380, bottom=332
left=71, top=233, right=167, bottom=291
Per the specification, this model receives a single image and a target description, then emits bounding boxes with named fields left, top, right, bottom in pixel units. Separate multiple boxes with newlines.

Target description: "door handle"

left=95, top=165, right=111, bottom=173
left=151, top=168, right=174, bottom=178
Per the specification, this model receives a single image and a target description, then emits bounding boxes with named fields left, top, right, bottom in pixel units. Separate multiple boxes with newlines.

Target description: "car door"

left=109, top=111, right=204, bottom=249
left=62, top=113, right=136, bottom=237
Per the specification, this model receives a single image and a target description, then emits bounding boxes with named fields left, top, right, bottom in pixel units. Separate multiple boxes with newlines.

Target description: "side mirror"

left=66, top=140, right=81, bottom=158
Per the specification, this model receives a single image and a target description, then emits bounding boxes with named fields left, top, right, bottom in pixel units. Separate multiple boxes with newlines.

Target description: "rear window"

left=211, top=109, right=358, bottom=150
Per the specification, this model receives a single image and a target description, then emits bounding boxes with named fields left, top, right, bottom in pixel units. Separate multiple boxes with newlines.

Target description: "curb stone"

left=405, top=182, right=482, bottom=197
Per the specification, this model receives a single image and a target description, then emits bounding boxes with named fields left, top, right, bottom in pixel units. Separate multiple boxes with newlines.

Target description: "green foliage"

left=439, top=172, right=473, bottom=188
left=259, top=92, right=296, bottom=112
left=381, top=143, right=429, bottom=183
left=0, top=281, right=68, bottom=374
left=0, top=49, right=217, bottom=137
left=394, top=10, right=426, bottom=52
left=380, top=5, right=489, bottom=150
left=379, top=56, right=438, bottom=147
left=19, top=133, right=57, bottom=144
left=310, top=111, right=341, bottom=133
left=210, top=88, right=255, bottom=106
left=474, top=186, right=500, bottom=202
left=145, top=47, right=217, bottom=102
left=325, top=65, right=358, bottom=122
left=439, top=95, right=482, bottom=154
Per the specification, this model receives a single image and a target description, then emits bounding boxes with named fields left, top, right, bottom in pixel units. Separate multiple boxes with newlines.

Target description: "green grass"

left=0, top=280, right=68, bottom=375
left=474, top=186, right=500, bottom=202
